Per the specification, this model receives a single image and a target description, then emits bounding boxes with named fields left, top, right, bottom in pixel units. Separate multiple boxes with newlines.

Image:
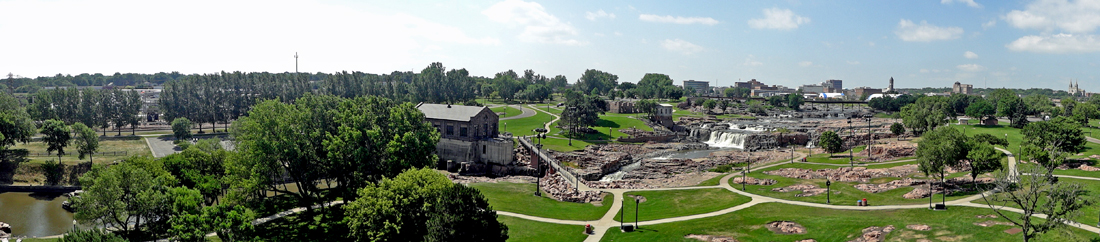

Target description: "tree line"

left=26, top=88, right=143, bottom=135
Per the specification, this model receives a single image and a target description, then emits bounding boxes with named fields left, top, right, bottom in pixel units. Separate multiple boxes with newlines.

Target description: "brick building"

left=417, top=103, right=513, bottom=165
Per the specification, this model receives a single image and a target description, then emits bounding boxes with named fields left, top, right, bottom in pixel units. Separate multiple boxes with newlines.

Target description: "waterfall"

left=704, top=131, right=749, bottom=149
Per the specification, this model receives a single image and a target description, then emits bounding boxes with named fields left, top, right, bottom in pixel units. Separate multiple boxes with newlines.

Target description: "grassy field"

left=805, top=145, right=867, bottom=164
left=614, top=188, right=752, bottom=222
left=951, top=123, right=1100, bottom=160
left=548, top=115, right=653, bottom=141
left=499, top=216, right=587, bottom=242
left=736, top=161, right=985, bottom=205
left=12, top=136, right=152, bottom=165
left=501, top=109, right=556, bottom=137
left=600, top=203, right=1094, bottom=242
left=539, top=137, right=598, bottom=152
left=491, top=105, right=524, bottom=118
left=469, top=182, right=613, bottom=221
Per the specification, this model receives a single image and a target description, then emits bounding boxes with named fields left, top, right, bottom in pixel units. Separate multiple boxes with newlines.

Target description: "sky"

left=1, top=0, right=1098, bottom=91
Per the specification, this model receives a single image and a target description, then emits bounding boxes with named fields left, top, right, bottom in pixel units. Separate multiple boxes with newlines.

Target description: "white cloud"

left=868, top=41, right=876, bottom=46
left=894, top=19, right=964, bottom=42
left=957, top=64, right=986, bottom=72
left=585, top=9, right=615, bottom=21
left=1006, top=33, right=1100, bottom=53
left=847, top=61, right=860, bottom=65
left=747, top=8, right=810, bottom=30
left=743, top=55, right=763, bottom=66
left=982, top=20, right=997, bottom=29
left=661, top=39, right=704, bottom=55
left=941, top=0, right=982, bottom=8
left=638, top=14, right=719, bottom=25
left=614, top=32, right=623, bottom=36
left=0, top=0, right=499, bottom=77
left=594, top=32, right=605, bottom=37
left=483, top=0, right=585, bottom=45
left=920, top=69, right=930, bottom=73
left=1004, top=0, right=1100, bottom=33
left=798, top=61, right=813, bottom=67
left=964, top=51, right=979, bottom=59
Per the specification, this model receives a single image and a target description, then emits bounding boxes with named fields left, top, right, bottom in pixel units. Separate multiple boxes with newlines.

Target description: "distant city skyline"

left=1, top=0, right=1097, bottom=91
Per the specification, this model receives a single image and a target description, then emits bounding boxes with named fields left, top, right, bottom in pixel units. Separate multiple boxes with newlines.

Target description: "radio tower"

left=6, top=73, right=13, bottom=95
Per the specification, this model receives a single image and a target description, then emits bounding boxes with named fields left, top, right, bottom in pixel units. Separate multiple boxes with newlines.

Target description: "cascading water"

left=704, top=131, right=749, bottom=149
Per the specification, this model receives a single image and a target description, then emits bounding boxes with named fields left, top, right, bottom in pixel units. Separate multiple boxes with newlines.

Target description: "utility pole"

left=294, top=52, right=299, bottom=73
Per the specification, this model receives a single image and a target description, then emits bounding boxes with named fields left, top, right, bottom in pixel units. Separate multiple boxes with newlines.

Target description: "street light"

left=825, top=179, right=832, bottom=204
left=866, top=116, right=872, bottom=162
left=847, top=117, right=854, bottom=167
left=635, top=197, right=640, bottom=230
left=742, top=169, right=748, bottom=191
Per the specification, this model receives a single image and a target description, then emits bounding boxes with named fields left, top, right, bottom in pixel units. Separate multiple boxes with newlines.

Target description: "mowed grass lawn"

left=491, top=105, right=524, bottom=118
left=547, top=113, right=653, bottom=141
left=601, top=203, right=1094, bottom=242
left=501, top=109, right=555, bottom=137
left=498, top=216, right=587, bottom=242
left=614, top=188, right=752, bottom=222
left=738, top=161, right=987, bottom=205
left=469, top=182, right=612, bottom=221
left=13, top=136, right=152, bottom=165
left=974, top=176, right=1100, bottom=228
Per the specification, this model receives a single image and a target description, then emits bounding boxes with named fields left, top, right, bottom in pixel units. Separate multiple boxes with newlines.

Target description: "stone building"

left=654, top=103, right=674, bottom=128
left=416, top=103, right=513, bottom=166
left=607, top=100, right=637, bottom=113
left=952, top=82, right=973, bottom=95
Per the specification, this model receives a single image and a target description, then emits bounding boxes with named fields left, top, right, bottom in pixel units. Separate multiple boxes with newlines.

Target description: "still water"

left=0, top=192, right=74, bottom=237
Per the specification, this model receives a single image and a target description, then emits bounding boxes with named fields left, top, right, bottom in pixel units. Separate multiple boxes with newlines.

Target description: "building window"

left=460, top=127, right=468, bottom=137
left=446, top=125, right=454, bottom=136
left=483, top=124, right=489, bottom=136
left=483, top=145, right=486, bottom=154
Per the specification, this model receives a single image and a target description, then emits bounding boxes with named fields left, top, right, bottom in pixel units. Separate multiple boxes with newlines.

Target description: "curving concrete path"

left=495, top=104, right=537, bottom=121
left=496, top=142, right=1100, bottom=242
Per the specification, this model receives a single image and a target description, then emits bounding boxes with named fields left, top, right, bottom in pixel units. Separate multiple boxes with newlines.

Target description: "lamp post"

left=742, top=169, right=748, bottom=191
left=847, top=117, right=853, bottom=167
left=825, top=179, right=832, bottom=204
left=866, top=117, right=872, bottom=161
left=635, top=197, right=640, bottom=230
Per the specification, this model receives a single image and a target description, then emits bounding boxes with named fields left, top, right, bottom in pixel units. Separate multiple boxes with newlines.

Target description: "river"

left=0, top=192, right=74, bottom=237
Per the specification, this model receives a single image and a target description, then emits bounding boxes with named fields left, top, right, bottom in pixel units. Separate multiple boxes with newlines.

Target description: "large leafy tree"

left=964, top=98, right=995, bottom=123
left=634, top=99, right=658, bottom=118
left=171, top=118, right=193, bottom=140
left=574, top=69, right=618, bottom=95
left=787, top=92, right=805, bottom=111
left=966, top=142, right=1002, bottom=182
left=1020, top=116, right=1085, bottom=172
left=560, top=90, right=604, bottom=136
left=228, top=94, right=439, bottom=205
left=818, top=131, right=844, bottom=154
left=899, top=96, right=953, bottom=135
left=916, top=126, right=970, bottom=207
left=164, top=139, right=228, bottom=205
left=0, top=93, right=36, bottom=152
left=71, top=122, right=99, bottom=163
left=72, top=157, right=178, bottom=240
left=345, top=168, right=507, bottom=242
left=39, top=119, right=71, bottom=163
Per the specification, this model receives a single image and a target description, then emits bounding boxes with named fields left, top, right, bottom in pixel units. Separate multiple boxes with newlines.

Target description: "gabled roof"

left=416, top=103, right=491, bottom=122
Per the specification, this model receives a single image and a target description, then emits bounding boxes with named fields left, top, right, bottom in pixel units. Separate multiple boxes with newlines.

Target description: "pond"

left=0, top=192, right=74, bottom=237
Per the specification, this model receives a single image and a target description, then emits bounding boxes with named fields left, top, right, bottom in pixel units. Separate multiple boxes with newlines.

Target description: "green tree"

left=916, top=126, right=969, bottom=207
left=970, top=133, right=1008, bottom=147
left=787, top=92, right=805, bottom=111
left=345, top=168, right=507, bottom=242
left=0, top=92, right=36, bottom=152
left=818, top=131, right=844, bottom=154
left=560, top=90, right=604, bottom=136
left=966, top=142, right=1002, bottom=182
left=172, top=118, right=193, bottom=140
left=1024, top=94, right=1055, bottom=115
left=766, top=95, right=785, bottom=107
left=900, top=96, right=952, bottom=135
left=702, top=99, right=717, bottom=110
left=964, top=98, right=995, bottom=123
left=40, top=119, right=71, bottom=163
left=1070, top=102, right=1098, bottom=126
left=635, top=99, right=658, bottom=118
left=1020, top=117, right=1085, bottom=172
left=72, top=156, right=177, bottom=240
left=574, top=69, right=619, bottom=95
left=72, top=122, right=99, bottom=163
left=890, top=123, right=905, bottom=137
left=980, top=165, right=1092, bottom=242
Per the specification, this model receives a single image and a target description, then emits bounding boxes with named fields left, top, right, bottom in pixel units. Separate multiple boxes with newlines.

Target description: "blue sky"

left=1, top=0, right=1097, bottom=91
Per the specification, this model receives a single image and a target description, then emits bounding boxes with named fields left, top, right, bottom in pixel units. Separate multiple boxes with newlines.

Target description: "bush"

left=60, top=229, right=127, bottom=242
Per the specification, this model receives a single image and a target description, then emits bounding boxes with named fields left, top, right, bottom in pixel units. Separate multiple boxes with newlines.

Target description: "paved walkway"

left=496, top=143, right=1100, bottom=242
left=495, top=104, right=537, bottom=121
